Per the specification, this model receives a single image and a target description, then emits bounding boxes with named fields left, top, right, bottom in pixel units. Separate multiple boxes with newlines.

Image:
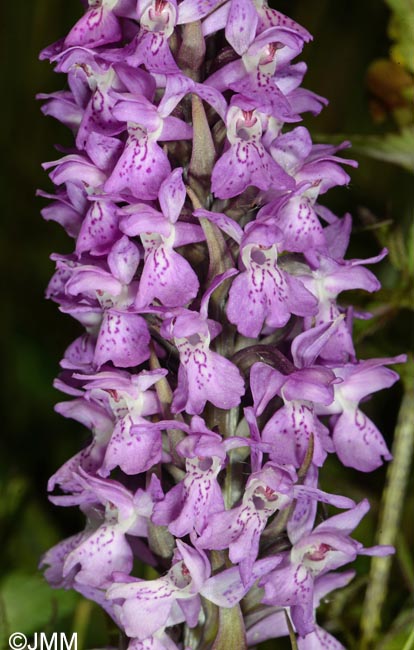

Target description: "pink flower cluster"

left=39, top=2, right=405, bottom=648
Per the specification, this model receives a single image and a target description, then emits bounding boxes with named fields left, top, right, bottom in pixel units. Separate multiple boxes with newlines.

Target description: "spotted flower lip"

left=44, top=469, right=160, bottom=589
left=107, top=542, right=282, bottom=643
left=158, top=272, right=245, bottom=414
left=315, top=354, right=406, bottom=471
left=249, top=361, right=335, bottom=468
left=226, top=222, right=318, bottom=337
left=68, top=367, right=169, bottom=476
left=39, top=2, right=404, bottom=648
left=64, top=1, right=123, bottom=49
left=246, top=569, right=355, bottom=646
left=167, top=309, right=245, bottom=414
left=152, top=432, right=227, bottom=537
left=48, top=49, right=156, bottom=150
left=106, top=540, right=210, bottom=639
left=196, top=461, right=354, bottom=585
left=211, top=101, right=295, bottom=199
left=119, top=168, right=204, bottom=308
left=259, top=499, right=394, bottom=637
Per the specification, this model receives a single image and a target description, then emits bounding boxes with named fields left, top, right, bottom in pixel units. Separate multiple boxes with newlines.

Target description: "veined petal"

left=65, top=6, right=122, bottom=48
left=158, top=168, right=186, bottom=223
left=76, top=200, right=121, bottom=256
left=100, top=417, right=162, bottom=476
left=40, top=533, right=85, bottom=588
left=172, top=344, right=244, bottom=414
left=226, top=0, right=258, bottom=55
left=298, top=626, right=345, bottom=650
left=104, top=133, right=171, bottom=200
left=63, top=525, right=133, bottom=588
left=332, top=409, right=392, bottom=472
left=261, top=563, right=314, bottom=607
left=108, top=236, right=140, bottom=285
left=94, top=311, right=150, bottom=368
left=212, top=141, right=293, bottom=199
left=262, top=403, right=328, bottom=468
left=250, top=363, right=285, bottom=416
left=128, top=31, right=179, bottom=74
left=177, top=0, right=221, bottom=23
left=135, top=246, right=199, bottom=308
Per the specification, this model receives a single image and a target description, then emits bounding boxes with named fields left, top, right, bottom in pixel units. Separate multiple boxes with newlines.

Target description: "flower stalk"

left=38, top=2, right=405, bottom=648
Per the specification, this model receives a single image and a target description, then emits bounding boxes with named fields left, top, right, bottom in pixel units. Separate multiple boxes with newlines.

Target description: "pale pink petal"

left=95, top=311, right=150, bottom=368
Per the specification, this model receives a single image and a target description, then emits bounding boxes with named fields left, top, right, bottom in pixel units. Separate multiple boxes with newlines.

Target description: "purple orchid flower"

left=44, top=471, right=162, bottom=588
left=246, top=570, right=354, bottom=648
left=211, top=95, right=295, bottom=199
left=48, top=249, right=151, bottom=368
left=108, top=541, right=283, bottom=642
left=160, top=271, right=245, bottom=414
left=194, top=212, right=318, bottom=338
left=125, top=0, right=180, bottom=74
left=107, top=540, right=210, bottom=639
left=39, top=2, right=404, bottom=647
left=207, top=26, right=307, bottom=117
left=315, top=355, right=406, bottom=471
left=197, top=461, right=354, bottom=585
left=255, top=128, right=357, bottom=253
left=49, top=397, right=114, bottom=492
left=178, top=0, right=311, bottom=57
left=250, top=360, right=335, bottom=468
left=103, top=120, right=172, bottom=200
left=64, top=0, right=126, bottom=49
left=151, top=416, right=249, bottom=536
left=71, top=367, right=167, bottom=476
left=47, top=48, right=156, bottom=150
left=260, top=499, right=394, bottom=637
left=120, top=168, right=204, bottom=307
left=226, top=222, right=318, bottom=337
left=102, top=74, right=211, bottom=200
left=297, top=243, right=387, bottom=363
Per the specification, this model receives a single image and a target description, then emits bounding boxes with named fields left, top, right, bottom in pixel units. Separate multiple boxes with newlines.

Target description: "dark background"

left=0, top=1, right=413, bottom=648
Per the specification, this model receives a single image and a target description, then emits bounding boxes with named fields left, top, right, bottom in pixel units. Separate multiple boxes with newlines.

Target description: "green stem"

left=396, top=531, right=414, bottom=593
left=284, top=610, right=299, bottom=650
left=72, top=599, right=93, bottom=650
left=360, top=359, right=414, bottom=648
left=402, top=626, right=414, bottom=650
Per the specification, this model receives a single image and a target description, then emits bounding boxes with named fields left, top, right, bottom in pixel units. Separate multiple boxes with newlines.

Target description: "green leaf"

left=349, top=127, right=414, bottom=172
left=0, top=573, right=78, bottom=636
left=385, top=0, right=414, bottom=72
left=378, top=612, right=414, bottom=649
left=407, top=221, right=414, bottom=277
left=211, top=605, right=247, bottom=650
left=189, top=95, right=216, bottom=184
left=314, top=128, right=414, bottom=173
left=177, top=20, right=206, bottom=73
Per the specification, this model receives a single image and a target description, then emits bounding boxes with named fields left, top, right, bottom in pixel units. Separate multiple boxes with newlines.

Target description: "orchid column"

left=39, top=1, right=405, bottom=648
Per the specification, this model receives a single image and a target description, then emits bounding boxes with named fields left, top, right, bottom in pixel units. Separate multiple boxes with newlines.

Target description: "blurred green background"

left=0, top=1, right=413, bottom=648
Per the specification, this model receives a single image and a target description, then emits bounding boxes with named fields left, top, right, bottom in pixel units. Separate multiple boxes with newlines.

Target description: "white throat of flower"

left=140, top=0, right=177, bottom=36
